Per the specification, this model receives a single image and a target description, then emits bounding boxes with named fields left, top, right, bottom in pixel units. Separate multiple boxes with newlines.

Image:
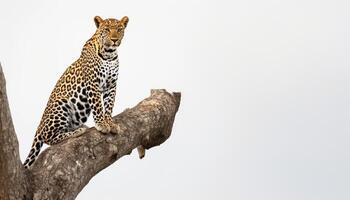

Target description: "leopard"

left=23, top=16, right=129, bottom=169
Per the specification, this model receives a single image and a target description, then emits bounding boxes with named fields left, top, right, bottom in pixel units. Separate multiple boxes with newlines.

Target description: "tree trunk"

left=0, top=63, right=181, bottom=200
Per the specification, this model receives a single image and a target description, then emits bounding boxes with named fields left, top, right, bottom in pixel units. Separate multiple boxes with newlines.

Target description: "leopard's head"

left=93, top=16, right=128, bottom=59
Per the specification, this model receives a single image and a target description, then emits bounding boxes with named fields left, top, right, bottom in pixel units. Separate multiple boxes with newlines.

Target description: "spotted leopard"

left=23, top=16, right=129, bottom=168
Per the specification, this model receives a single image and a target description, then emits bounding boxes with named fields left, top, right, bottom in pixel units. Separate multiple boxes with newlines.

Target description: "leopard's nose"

left=111, top=37, right=118, bottom=43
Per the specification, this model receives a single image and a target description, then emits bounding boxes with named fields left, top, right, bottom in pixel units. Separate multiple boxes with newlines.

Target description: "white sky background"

left=0, top=0, right=350, bottom=199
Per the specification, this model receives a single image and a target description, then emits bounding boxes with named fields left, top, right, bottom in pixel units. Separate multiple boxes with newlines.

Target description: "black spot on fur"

left=81, top=117, right=87, bottom=122
left=62, top=106, right=68, bottom=112
left=77, top=102, right=84, bottom=110
left=28, top=159, right=34, bottom=166
left=66, top=104, right=72, bottom=110
left=29, top=149, right=35, bottom=155
left=75, top=112, right=80, bottom=121
left=71, top=98, right=76, bottom=104
left=82, top=88, right=87, bottom=95
left=79, top=95, right=87, bottom=102
left=111, top=55, right=118, bottom=61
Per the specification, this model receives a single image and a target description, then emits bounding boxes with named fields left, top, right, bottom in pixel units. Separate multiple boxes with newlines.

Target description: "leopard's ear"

left=120, top=16, right=129, bottom=28
left=94, top=16, right=103, bottom=28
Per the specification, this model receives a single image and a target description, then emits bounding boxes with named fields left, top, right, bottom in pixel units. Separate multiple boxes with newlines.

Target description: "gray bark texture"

left=0, top=63, right=181, bottom=200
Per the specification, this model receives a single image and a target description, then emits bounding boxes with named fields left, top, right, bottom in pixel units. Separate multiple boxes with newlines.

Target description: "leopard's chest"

left=97, top=59, right=119, bottom=91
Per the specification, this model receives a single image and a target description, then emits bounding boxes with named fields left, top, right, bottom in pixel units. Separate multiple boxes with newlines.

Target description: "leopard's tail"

left=23, top=139, right=43, bottom=169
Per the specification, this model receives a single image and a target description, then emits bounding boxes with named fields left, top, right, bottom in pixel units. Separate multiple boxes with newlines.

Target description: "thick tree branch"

left=0, top=63, right=181, bottom=200
left=0, top=63, right=31, bottom=199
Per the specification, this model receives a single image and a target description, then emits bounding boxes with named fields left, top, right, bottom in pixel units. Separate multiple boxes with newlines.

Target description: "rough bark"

left=0, top=63, right=181, bottom=200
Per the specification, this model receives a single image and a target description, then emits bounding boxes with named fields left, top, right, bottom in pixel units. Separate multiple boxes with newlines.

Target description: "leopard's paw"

left=95, top=122, right=111, bottom=134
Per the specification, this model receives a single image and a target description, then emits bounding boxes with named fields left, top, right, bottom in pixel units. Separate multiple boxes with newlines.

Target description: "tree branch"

left=0, top=63, right=31, bottom=199
left=0, top=63, right=181, bottom=200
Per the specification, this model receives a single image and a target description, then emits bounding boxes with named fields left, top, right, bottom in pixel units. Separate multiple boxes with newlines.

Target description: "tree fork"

left=0, top=63, right=181, bottom=200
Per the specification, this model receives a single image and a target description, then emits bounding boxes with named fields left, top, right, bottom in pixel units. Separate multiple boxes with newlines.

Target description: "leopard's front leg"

left=103, top=76, right=117, bottom=119
left=87, top=79, right=116, bottom=134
